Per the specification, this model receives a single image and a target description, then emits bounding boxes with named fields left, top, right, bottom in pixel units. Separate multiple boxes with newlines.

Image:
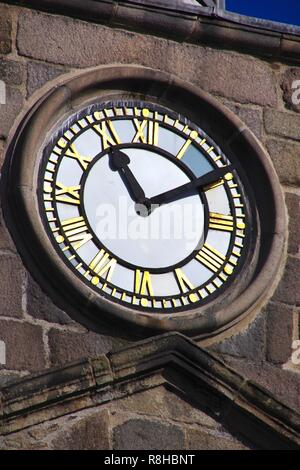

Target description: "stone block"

left=113, top=418, right=184, bottom=450
left=0, top=320, right=45, bottom=371
left=183, top=47, right=277, bottom=107
left=274, top=256, right=300, bottom=306
left=48, top=328, right=116, bottom=367
left=285, top=192, right=300, bottom=255
left=26, top=275, right=74, bottom=325
left=186, top=427, right=249, bottom=450
left=0, top=5, right=12, bottom=55
left=51, top=410, right=110, bottom=450
left=221, top=100, right=262, bottom=138
left=27, top=61, right=68, bottom=96
left=0, top=59, right=25, bottom=86
left=264, top=109, right=300, bottom=141
left=0, top=209, right=16, bottom=251
left=0, top=255, right=24, bottom=318
left=209, top=313, right=266, bottom=363
left=266, top=302, right=294, bottom=364
left=266, top=139, right=300, bottom=186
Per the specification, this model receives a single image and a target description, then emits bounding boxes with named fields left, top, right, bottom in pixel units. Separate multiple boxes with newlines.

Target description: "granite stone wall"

left=0, top=385, right=251, bottom=450
left=0, top=2, right=299, bottom=427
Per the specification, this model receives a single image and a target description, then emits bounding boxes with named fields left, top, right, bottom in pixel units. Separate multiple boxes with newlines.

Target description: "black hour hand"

left=109, top=148, right=147, bottom=204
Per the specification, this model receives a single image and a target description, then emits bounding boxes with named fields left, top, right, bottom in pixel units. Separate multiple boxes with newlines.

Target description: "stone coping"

left=0, top=333, right=299, bottom=449
left=1, top=0, right=300, bottom=63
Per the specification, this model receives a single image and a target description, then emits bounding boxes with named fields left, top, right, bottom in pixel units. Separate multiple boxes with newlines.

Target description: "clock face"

left=39, top=100, right=250, bottom=313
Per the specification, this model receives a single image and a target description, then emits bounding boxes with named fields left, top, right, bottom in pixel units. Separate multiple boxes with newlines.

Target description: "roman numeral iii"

left=209, top=212, right=234, bottom=232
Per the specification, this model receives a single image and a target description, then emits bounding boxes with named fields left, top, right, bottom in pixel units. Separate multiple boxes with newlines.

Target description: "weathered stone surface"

left=113, top=418, right=184, bottom=450
left=0, top=86, right=24, bottom=138
left=17, top=10, right=170, bottom=68
left=221, top=100, right=262, bottom=138
left=179, top=46, right=277, bottom=106
left=0, top=371, right=25, bottom=388
left=51, top=411, right=110, bottom=450
left=0, top=255, right=24, bottom=318
left=266, top=302, right=294, bottom=365
left=264, top=109, right=300, bottom=141
left=0, top=320, right=45, bottom=371
left=281, top=67, right=300, bottom=113
left=209, top=313, right=266, bottom=363
left=0, top=209, right=16, bottom=251
left=225, top=357, right=300, bottom=411
left=27, top=61, right=68, bottom=96
left=26, top=275, right=74, bottom=325
left=110, top=386, right=221, bottom=429
left=274, top=256, right=300, bottom=306
left=0, top=5, right=12, bottom=55
left=285, top=192, right=300, bottom=255
left=186, top=427, right=250, bottom=450
left=17, top=11, right=277, bottom=106
left=48, top=328, right=116, bottom=367
left=0, top=59, right=25, bottom=86
left=267, top=139, right=300, bottom=186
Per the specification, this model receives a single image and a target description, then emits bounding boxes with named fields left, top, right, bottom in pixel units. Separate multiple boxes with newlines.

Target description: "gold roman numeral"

left=209, top=212, right=234, bottom=232
left=89, top=249, right=117, bottom=282
left=176, top=130, right=198, bottom=159
left=60, top=216, right=92, bottom=249
left=132, top=109, right=159, bottom=145
left=65, top=143, right=92, bottom=170
left=55, top=182, right=81, bottom=205
left=196, top=243, right=225, bottom=273
left=134, top=269, right=154, bottom=296
left=93, top=120, right=121, bottom=149
left=175, top=268, right=194, bottom=293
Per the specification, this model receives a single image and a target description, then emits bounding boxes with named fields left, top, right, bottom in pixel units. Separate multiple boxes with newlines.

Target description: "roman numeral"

left=93, top=120, right=121, bottom=149
left=209, top=212, right=234, bottom=232
left=89, top=249, right=117, bottom=282
left=196, top=243, right=225, bottom=273
left=61, top=216, right=92, bottom=249
left=176, top=130, right=198, bottom=159
left=132, top=117, right=159, bottom=145
left=175, top=268, right=194, bottom=293
left=55, top=182, right=81, bottom=205
left=134, top=270, right=154, bottom=296
left=65, top=143, right=92, bottom=170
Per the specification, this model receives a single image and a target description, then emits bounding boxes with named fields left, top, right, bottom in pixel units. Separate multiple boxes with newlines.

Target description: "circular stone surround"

left=2, top=65, right=287, bottom=338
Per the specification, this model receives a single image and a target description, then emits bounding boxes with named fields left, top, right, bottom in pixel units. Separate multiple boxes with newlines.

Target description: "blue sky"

left=226, top=0, right=300, bottom=27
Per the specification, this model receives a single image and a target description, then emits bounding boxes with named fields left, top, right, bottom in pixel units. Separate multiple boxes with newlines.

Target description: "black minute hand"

left=110, top=148, right=147, bottom=204
left=149, top=166, right=233, bottom=207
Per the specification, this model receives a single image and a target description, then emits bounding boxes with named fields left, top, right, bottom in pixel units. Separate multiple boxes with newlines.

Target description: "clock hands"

left=109, top=148, right=150, bottom=206
left=148, top=166, right=233, bottom=209
left=109, top=147, right=232, bottom=216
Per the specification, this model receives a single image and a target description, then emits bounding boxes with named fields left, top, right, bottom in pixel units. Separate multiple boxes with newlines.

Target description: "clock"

left=40, top=100, right=251, bottom=314
left=4, top=65, right=285, bottom=337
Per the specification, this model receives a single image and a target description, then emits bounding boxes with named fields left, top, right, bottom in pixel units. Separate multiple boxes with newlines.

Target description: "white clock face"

left=40, top=100, right=249, bottom=312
